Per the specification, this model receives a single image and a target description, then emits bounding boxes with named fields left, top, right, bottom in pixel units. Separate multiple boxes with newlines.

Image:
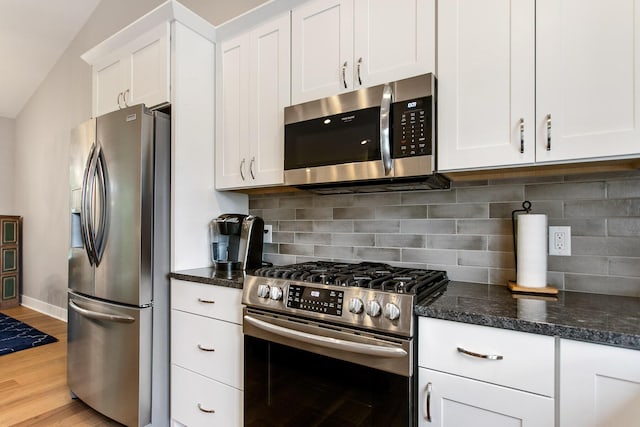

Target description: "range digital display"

left=286, top=285, right=344, bottom=316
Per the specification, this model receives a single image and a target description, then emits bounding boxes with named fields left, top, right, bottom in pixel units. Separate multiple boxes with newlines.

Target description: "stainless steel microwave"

left=284, top=73, right=448, bottom=193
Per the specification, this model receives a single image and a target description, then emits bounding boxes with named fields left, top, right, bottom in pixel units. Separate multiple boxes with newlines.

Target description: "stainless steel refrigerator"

left=67, top=104, right=170, bottom=427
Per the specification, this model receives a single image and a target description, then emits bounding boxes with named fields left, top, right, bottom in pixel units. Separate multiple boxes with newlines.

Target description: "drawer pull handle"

left=457, top=346, right=503, bottom=360
left=197, top=344, right=216, bottom=352
left=197, top=403, right=215, bottom=413
left=197, top=298, right=215, bottom=304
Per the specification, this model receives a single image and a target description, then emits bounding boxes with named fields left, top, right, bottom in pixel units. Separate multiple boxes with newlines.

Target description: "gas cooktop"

left=243, top=261, right=449, bottom=337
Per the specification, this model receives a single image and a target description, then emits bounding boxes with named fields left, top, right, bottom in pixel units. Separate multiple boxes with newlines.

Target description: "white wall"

left=13, top=0, right=267, bottom=312
left=0, top=117, right=15, bottom=213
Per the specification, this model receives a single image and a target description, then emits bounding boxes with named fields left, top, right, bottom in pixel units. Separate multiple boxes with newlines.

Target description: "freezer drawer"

left=67, top=291, right=152, bottom=427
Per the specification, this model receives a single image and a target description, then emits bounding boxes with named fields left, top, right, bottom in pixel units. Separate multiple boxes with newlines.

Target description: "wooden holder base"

left=508, top=281, right=558, bottom=295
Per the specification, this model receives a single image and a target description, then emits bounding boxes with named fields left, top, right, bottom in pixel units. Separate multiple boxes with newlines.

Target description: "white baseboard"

left=21, top=295, right=67, bottom=322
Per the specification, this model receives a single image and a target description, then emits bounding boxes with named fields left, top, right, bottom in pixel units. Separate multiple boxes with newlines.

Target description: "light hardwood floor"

left=0, top=305, right=122, bottom=426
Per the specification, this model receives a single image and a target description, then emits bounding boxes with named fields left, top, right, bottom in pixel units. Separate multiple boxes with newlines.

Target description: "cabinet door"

left=291, top=0, right=354, bottom=104
left=560, top=339, right=640, bottom=427
left=353, top=0, right=434, bottom=89
left=247, top=14, right=290, bottom=187
left=92, top=23, right=170, bottom=117
left=437, top=0, right=535, bottom=171
left=126, top=23, right=170, bottom=110
left=94, top=56, right=125, bottom=117
left=536, top=0, right=640, bottom=163
left=418, top=368, right=554, bottom=427
left=216, top=34, right=251, bottom=189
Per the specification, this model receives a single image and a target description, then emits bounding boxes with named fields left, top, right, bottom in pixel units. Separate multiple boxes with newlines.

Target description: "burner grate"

left=253, top=262, right=447, bottom=296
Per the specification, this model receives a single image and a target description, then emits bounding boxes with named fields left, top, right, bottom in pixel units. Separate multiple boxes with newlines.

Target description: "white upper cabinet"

left=437, top=0, right=535, bottom=170
left=216, top=14, right=290, bottom=190
left=439, top=0, right=640, bottom=171
left=291, top=0, right=353, bottom=104
left=353, top=0, right=434, bottom=90
left=291, top=0, right=435, bottom=105
left=92, top=23, right=170, bottom=117
left=536, top=0, right=640, bottom=163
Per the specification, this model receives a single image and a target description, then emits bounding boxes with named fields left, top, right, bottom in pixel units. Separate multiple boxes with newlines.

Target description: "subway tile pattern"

left=250, top=171, right=640, bottom=297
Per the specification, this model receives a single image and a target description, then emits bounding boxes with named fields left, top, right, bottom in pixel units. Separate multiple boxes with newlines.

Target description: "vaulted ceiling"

left=0, top=0, right=101, bottom=118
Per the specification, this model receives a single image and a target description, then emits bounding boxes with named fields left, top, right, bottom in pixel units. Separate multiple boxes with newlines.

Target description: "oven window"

left=284, top=107, right=381, bottom=170
left=245, top=335, right=414, bottom=427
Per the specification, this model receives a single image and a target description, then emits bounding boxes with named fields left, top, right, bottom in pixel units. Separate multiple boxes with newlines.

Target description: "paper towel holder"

left=509, top=200, right=558, bottom=296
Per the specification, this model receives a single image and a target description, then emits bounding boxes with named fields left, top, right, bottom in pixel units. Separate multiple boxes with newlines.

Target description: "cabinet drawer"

left=418, top=318, right=554, bottom=396
left=171, top=310, right=243, bottom=389
left=171, top=279, right=242, bottom=324
left=171, top=365, right=243, bottom=427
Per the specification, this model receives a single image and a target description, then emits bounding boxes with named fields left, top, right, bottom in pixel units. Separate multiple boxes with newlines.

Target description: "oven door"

left=243, top=307, right=415, bottom=427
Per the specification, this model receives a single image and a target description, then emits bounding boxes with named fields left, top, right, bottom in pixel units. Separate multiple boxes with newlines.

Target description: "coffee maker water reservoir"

left=210, top=214, right=264, bottom=272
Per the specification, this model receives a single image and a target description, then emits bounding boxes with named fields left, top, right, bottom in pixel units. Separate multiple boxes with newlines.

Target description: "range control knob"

left=256, top=284, right=270, bottom=299
left=348, top=298, right=364, bottom=314
left=384, top=303, right=401, bottom=321
left=366, top=300, right=382, bottom=317
left=269, top=286, right=283, bottom=301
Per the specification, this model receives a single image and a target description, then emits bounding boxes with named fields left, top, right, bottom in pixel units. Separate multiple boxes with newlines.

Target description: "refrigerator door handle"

left=93, top=145, right=110, bottom=265
left=81, top=143, right=98, bottom=265
left=69, top=299, right=136, bottom=323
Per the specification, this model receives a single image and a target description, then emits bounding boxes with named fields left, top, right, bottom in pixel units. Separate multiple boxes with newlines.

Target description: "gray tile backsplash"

left=249, top=171, right=640, bottom=297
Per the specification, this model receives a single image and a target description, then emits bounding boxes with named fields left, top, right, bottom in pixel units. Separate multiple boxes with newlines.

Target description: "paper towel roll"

left=516, top=214, right=547, bottom=288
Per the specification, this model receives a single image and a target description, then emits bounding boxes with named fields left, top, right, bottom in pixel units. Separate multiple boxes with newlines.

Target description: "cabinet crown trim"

left=81, top=0, right=216, bottom=65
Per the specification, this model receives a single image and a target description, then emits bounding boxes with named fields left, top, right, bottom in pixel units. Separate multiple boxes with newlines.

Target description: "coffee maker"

left=210, top=214, right=264, bottom=272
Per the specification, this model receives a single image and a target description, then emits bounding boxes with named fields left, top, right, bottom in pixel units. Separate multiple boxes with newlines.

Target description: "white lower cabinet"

left=418, top=368, right=554, bottom=427
left=418, top=318, right=555, bottom=426
left=560, top=339, right=640, bottom=427
left=170, top=280, right=244, bottom=427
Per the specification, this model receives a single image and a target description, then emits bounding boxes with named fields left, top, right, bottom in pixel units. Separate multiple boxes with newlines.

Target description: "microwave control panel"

left=392, top=96, right=432, bottom=158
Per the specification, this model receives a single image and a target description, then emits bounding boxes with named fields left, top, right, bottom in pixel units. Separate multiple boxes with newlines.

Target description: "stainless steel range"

left=241, top=261, right=448, bottom=427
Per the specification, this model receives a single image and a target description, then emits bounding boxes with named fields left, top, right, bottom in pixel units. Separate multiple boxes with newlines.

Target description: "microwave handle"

left=380, top=83, right=393, bottom=176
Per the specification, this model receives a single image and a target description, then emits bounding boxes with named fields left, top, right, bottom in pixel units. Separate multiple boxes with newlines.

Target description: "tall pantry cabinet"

left=438, top=0, right=640, bottom=171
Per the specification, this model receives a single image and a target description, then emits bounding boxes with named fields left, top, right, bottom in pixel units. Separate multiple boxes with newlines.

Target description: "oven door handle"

left=244, top=315, right=407, bottom=358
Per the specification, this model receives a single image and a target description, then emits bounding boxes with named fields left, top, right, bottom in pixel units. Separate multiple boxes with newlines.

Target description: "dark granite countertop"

left=169, top=267, right=244, bottom=290
left=415, top=281, right=640, bottom=351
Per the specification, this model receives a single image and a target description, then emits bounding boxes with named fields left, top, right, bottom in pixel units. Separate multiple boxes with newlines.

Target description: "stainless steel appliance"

left=209, top=213, right=264, bottom=273
left=67, top=104, right=170, bottom=427
left=242, top=261, right=448, bottom=426
left=284, top=73, right=449, bottom=193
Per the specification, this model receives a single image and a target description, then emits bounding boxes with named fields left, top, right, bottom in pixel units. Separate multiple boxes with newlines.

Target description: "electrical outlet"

left=263, top=225, right=273, bottom=243
left=549, top=226, right=571, bottom=256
